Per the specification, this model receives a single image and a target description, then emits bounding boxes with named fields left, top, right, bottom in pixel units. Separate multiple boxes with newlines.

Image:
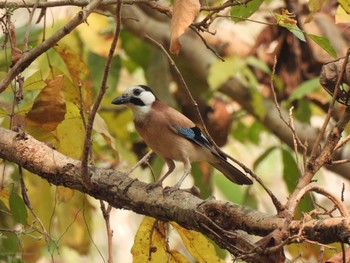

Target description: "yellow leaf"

left=305, top=0, right=326, bottom=23
left=77, top=13, right=120, bottom=57
left=93, top=113, right=117, bottom=151
left=132, top=217, right=189, bottom=263
left=0, top=188, right=10, bottom=209
left=25, top=75, right=66, bottom=132
left=54, top=44, right=94, bottom=112
left=170, top=0, right=200, bottom=55
left=56, top=186, right=75, bottom=203
left=336, top=5, right=350, bottom=23
left=171, top=222, right=224, bottom=263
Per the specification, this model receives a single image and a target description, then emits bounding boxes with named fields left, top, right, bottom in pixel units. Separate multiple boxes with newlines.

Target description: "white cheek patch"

left=140, top=91, right=156, bottom=105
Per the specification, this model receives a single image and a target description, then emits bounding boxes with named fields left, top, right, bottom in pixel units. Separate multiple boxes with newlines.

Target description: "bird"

left=112, top=85, right=253, bottom=189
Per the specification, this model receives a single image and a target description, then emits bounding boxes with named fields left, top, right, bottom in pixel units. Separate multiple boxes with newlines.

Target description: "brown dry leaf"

left=25, top=75, right=66, bottom=131
left=170, top=0, right=200, bottom=55
left=11, top=47, right=22, bottom=64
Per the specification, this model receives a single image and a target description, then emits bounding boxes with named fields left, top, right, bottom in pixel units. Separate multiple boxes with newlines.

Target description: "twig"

left=18, top=166, right=54, bottom=259
left=309, top=48, right=350, bottom=161
left=0, top=0, right=104, bottom=93
left=125, top=150, right=153, bottom=176
left=100, top=201, right=113, bottom=263
left=23, top=0, right=39, bottom=51
left=81, top=0, right=122, bottom=187
left=287, top=184, right=348, bottom=217
left=270, top=56, right=307, bottom=169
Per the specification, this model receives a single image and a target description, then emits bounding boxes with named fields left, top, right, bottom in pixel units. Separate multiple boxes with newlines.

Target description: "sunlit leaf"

left=336, top=5, right=350, bottom=23
left=132, top=217, right=187, bottom=263
left=56, top=102, right=85, bottom=159
left=338, top=0, right=350, bottom=14
left=251, top=92, right=266, bottom=119
left=0, top=188, right=10, bottom=209
left=171, top=222, right=224, bottom=263
left=54, top=44, right=94, bottom=111
left=93, top=113, right=117, bottom=151
left=231, top=0, right=263, bottom=23
left=25, top=75, right=66, bottom=132
left=23, top=71, right=47, bottom=91
left=305, top=0, right=326, bottom=23
left=77, top=13, right=119, bottom=57
left=288, top=78, right=321, bottom=101
left=307, top=34, right=337, bottom=58
left=274, top=12, right=306, bottom=41
left=208, top=56, right=246, bottom=90
left=9, top=191, right=27, bottom=225
left=170, top=0, right=200, bottom=54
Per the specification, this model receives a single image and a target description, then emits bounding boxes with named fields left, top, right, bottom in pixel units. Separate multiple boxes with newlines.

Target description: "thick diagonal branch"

left=1, top=127, right=350, bottom=259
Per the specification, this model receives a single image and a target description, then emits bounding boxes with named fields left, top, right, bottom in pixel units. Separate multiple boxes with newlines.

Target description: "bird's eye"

left=133, top=89, right=142, bottom=96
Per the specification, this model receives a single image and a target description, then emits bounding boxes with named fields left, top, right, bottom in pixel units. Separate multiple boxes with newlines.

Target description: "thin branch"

left=309, top=48, right=350, bottom=162
left=287, top=184, right=348, bottom=218
left=81, top=0, right=122, bottom=187
left=0, top=0, right=104, bottom=93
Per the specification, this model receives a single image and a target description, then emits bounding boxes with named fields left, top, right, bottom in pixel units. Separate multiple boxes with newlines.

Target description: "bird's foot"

left=146, top=181, right=163, bottom=192
left=162, top=185, right=179, bottom=195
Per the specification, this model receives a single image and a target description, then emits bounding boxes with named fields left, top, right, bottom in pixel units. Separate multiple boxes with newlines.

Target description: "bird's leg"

left=146, top=159, right=175, bottom=191
left=173, top=159, right=191, bottom=189
left=158, top=159, right=176, bottom=184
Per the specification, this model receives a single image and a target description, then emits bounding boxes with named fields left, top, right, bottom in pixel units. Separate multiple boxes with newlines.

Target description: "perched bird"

left=112, top=85, right=253, bottom=188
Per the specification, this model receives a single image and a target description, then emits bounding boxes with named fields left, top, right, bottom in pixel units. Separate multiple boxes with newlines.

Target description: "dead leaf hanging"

left=170, top=0, right=200, bottom=55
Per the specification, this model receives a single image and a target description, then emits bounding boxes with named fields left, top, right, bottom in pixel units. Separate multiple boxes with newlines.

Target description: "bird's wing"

left=161, top=105, right=225, bottom=160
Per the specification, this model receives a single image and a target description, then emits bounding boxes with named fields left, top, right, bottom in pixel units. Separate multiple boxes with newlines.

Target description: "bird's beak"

left=112, top=95, right=130, bottom=105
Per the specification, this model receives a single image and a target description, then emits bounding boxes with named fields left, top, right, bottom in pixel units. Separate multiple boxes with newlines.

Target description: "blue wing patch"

left=176, top=126, right=225, bottom=160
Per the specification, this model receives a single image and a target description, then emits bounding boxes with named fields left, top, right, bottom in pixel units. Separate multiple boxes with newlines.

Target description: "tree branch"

left=0, top=0, right=104, bottom=92
left=1, top=127, right=350, bottom=260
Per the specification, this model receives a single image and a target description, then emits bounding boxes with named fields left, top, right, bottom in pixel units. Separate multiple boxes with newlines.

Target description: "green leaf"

left=307, top=33, right=337, bottom=58
left=282, top=147, right=313, bottom=218
left=88, top=52, right=121, bottom=93
left=231, top=0, right=264, bottom=23
left=246, top=56, right=271, bottom=74
left=274, top=13, right=306, bottom=41
left=253, top=146, right=278, bottom=170
left=120, top=30, right=151, bottom=70
left=247, top=121, right=265, bottom=144
left=208, top=56, right=247, bottom=90
left=293, top=98, right=311, bottom=124
left=9, top=191, right=28, bottom=225
left=281, top=147, right=300, bottom=193
left=251, top=92, right=266, bottom=119
left=214, top=171, right=245, bottom=204
left=288, top=78, right=321, bottom=101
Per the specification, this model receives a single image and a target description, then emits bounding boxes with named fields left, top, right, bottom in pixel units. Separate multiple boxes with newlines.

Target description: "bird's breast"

left=134, top=119, right=213, bottom=163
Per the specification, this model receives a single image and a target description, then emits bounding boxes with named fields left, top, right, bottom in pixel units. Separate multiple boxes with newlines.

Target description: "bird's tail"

left=210, top=159, right=253, bottom=185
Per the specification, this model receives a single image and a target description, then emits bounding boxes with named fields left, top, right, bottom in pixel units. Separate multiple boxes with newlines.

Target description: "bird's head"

left=112, top=85, right=158, bottom=119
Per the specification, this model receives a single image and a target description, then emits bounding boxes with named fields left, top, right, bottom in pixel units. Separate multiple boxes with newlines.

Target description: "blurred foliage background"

left=1, top=0, right=350, bottom=262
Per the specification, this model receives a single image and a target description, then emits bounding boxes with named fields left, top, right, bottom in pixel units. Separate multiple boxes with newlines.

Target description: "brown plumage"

left=112, top=85, right=253, bottom=187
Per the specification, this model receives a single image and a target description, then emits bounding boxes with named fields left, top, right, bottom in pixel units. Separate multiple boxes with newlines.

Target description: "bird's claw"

left=146, top=181, right=163, bottom=192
